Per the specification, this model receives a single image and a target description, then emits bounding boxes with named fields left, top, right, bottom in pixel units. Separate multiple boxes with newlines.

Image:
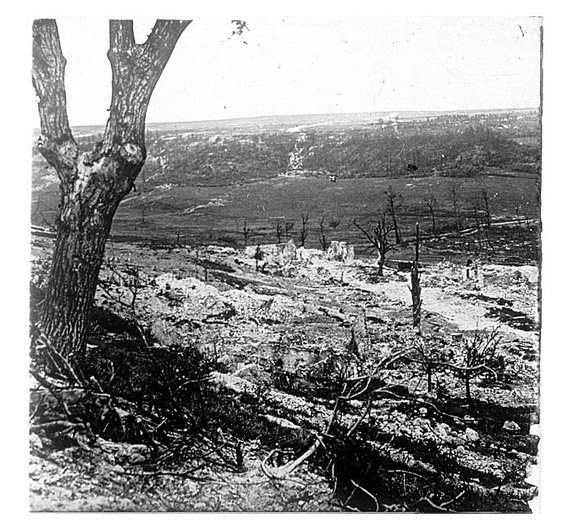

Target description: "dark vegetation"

left=32, top=109, right=540, bottom=266
left=95, top=110, right=539, bottom=186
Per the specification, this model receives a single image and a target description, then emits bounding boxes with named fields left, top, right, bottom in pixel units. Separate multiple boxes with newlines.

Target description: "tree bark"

left=465, top=373, right=472, bottom=403
left=33, top=19, right=191, bottom=359
left=410, top=223, right=422, bottom=329
left=377, top=251, right=385, bottom=277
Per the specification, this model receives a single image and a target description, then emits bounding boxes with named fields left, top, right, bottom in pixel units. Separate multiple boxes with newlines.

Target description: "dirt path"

left=272, top=250, right=539, bottom=341
left=349, top=268, right=537, bottom=341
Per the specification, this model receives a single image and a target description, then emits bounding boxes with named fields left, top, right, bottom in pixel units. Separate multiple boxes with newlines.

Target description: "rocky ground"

left=29, top=235, right=540, bottom=512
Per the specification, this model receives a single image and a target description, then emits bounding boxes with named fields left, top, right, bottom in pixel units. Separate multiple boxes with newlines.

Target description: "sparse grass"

left=102, top=174, right=540, bottom=261
left=32, top=112, right=540, bottom=265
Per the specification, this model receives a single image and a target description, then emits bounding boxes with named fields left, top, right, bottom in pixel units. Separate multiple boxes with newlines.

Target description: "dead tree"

left=299, top=213, right=310, bottom=247
left=409, top=223, right=422, bottom=330
left=481, top=188, right=492, bottom=230
left=318, top=216, right=328, bottom=251
left=284, top=221, right=295, bottom=240
left=242, top=220, right=252, bottom=247
left=424, top=195, right=437, bottom=234
left=273, top=218, right=284, bottom=244
left=458, top=329, right=501, bottom=403
left=385, top=187, right=402, bottom=244
left=353, top=213, right=395, bottom=276
left=450, top=183, right=463, bottom=231
left=32, top=19, right=191, bottom=359
left=473, top=206, right=483, bottom=252
left=473, top=203, right=493, bottom=253
left=403, top=329, right=501, bottom=403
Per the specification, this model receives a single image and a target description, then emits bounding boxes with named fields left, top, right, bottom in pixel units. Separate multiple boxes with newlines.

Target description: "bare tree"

left=273, top=218, right=284, bottom=243
left=450, top=183, right=463, bottom=231
left=385, top=187, right=402, bottom=244
left=139, top=202, right=148, bottom=224
left=472, top=205, right=483, bottom=252
left=409, top=223, right=422, bottom=330
left=328, top=218, right=340, bottom=231
left=458, top=329, right=501, bottom=403
left=32, top=19, right=191, bottom=358
left=318, top=216, right=328, bottom=251
left=242, top=220, right=252, bottom=247
left=424, top=194, right=437, bottom=234
left=481, top=188, right=492, bottom=230
left=284, top=221, right=295, bottom=240
left=353, top=213, right=395, bottom=276
left=299, top=213, right=310, bottom=247
left=472, top=201, right=493, bottom=252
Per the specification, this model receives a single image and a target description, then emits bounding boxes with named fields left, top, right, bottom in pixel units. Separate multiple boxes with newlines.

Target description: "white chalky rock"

left=465, top=427, right=480, bottom=442
left=502, top=420, right=521, bottom=432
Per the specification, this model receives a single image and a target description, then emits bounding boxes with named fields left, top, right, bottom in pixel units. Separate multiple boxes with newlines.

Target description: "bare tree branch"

left=103, top=19, right=192, bottom=153
left=32, top=19, right=78, bottom=172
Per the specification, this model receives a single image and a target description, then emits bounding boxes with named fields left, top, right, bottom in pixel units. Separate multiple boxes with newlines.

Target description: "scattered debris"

left=30, top=237, right=540, bottom=512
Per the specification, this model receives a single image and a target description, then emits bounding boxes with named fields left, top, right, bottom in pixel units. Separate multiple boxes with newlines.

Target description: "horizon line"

left=34, top=106, right=540, bottom=130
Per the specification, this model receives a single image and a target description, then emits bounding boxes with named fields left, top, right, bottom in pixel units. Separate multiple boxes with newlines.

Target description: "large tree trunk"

left=40, top=212, right=114, bottom=359
left=32, top=19, right=190, bottom=358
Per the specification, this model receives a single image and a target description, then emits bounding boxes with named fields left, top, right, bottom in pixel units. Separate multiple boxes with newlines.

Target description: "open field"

left=31, top=109, right=540, bottom=264
left=110, top=173, right=539, bottom=260
left=32, top=170, right=540, bottom=265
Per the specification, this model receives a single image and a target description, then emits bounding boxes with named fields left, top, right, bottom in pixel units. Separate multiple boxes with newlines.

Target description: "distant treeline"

left=73, top=111, right=540, bottom=188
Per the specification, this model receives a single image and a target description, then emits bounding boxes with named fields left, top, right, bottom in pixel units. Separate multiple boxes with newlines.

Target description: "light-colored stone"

left=326, top=241, right=354, bottom=264
left=465, top=427, right=480, bottom=442
left=502, top=420, right=521, bottom=432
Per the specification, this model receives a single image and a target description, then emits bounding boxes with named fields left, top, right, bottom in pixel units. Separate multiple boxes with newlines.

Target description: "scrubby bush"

left=76, top=340, right=218, bottom=427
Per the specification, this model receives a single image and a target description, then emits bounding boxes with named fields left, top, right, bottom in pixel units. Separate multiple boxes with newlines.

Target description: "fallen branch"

left=441, top=490, right=466, bottom=508
left=34, top=329, right=85, bottom=386
left=414, top=490, right=465, bottom=513
left=402, top=354, right=498, bottom=382
left=350, top=479, right=380, bottom=512
left=408, top=396, right=468, bottom=424
left=383, top=469, right=426, bottom=480
left=30, top=419, right=85, bottom=435
left=346, top=398, right=372, bottom=438
left=29, top=391, right=45, bottom=422
left=416, top=496, right=454, bottom=512
left=261, top=436, right=323, bottom=479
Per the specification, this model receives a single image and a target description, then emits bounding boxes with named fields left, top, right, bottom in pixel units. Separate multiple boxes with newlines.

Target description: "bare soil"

left=29, top=235, right=539, bottom=512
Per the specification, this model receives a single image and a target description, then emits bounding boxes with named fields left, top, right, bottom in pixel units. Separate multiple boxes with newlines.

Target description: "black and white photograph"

left=17, top=5, right=558, bottom=516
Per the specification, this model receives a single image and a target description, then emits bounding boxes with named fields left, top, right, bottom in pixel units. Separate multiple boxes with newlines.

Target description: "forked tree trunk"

left=32, top=19, right=190, bottom=359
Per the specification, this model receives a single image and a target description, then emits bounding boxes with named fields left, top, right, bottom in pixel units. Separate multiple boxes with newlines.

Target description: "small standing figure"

left=465, top=258, right=483, bottom=288
left=465, top=258, right=474, bottom=280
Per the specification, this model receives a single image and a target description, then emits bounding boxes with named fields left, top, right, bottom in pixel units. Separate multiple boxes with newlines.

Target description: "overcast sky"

left=33, top=16, right=541, bottom=126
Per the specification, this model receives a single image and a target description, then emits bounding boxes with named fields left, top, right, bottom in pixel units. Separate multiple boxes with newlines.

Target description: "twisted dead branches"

left=261, top=436, right=324, bottom=479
